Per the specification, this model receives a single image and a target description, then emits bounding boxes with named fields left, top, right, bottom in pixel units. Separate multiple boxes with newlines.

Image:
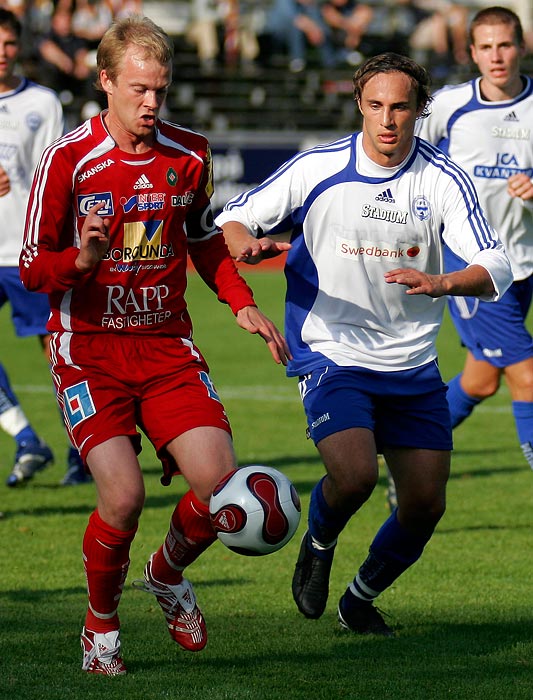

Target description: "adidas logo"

left=0, top=104, right=8, bottom=113
left=133, top=174, right=153, bottom=190
left=218, top=512, right=230, bottom=529
left=375, top=188, right=395, bottom=203
left=504, top=110, right=519, bottom=122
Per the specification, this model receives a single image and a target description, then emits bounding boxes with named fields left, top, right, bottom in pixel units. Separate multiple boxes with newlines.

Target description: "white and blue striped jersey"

left=415, top=76, right=533, bottom=281
left=216, top=132, right=512, bottom=376
left=0, top=78, right=63, bottom=266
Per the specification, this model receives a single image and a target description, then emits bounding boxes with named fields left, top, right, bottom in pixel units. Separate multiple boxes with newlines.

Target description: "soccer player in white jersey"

left=0, top=9, right=63, bottom=487
left=217, top=52, right=513, bottom=636
left=415, top=6, right=533, bottom=474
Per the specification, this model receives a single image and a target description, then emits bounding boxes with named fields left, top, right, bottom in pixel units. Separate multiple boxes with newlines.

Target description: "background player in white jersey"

left=20, top=16, right=289, bottom=675
left=0, top=9, right=64, bottom=487
left=217, top=52, right=512, bottom=636
left=415, top=7, right=533, bottom=476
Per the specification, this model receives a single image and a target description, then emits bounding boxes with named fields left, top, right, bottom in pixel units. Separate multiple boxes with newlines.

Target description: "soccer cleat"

left=81, top=627, right=127, bottom=675
left=132, top=554, right=207, bottom=651
left=6, top=440, right=54, bottom=487
left=292, top=531, right=333, bottom=619
left=338, top=593, right=394, bottom=637
left=61, top=449, right=92, bottom=486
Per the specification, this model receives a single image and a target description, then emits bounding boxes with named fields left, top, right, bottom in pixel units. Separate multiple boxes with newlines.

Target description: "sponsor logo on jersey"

left=336, top=236, right=421, bottom=261
left=133, top=174, right=153, bottom=189
left=77, top=192, right=114, bottom=216
left=451, top=296, right=479, bottom=320
left=361, top=204, right=408, bottom=224
left=375, top=188, right=395, bottom=203
left=104, top=220, right=174, bottom=262
left=120, top=192, right=166, bottom=213
left=101, top=284, right=172, bottom=329
left=411, top=195, right=432, bottom=221
left=311, top=413, right=330, bottom=430
left=491, top=125, right=530, bottom=140
left=474, top=152, right=533, bottom=179
left=503, top=110, right=519, bottom=122
left=78, top=158, right=115, bottom=182
left=482, top=347, right=503, bottom=358
left=63, top=381, right=96, bottom=428
left=171, top=191, right=195, bottom=207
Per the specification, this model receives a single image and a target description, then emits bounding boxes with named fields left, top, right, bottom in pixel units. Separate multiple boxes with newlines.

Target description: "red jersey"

left=20, top=113, right=255, bottom=337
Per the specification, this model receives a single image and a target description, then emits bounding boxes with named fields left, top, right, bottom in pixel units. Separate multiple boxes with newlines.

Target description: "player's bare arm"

left=384, top=264, right=495, bottom=298
left=0, top=164, right=10, bottom=196
left=236, top=305, right=292, bottom=365
left=222, top=221, right=291, bottom=265
left=508, top=173, right=533, bottom=202
left=75, top=201, right=111, bottom=272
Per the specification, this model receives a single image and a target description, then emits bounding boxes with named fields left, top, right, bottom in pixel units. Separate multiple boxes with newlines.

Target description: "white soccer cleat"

left=81, top=627, right=127, bottom=675
left=132, top=554, right=207, bottom=651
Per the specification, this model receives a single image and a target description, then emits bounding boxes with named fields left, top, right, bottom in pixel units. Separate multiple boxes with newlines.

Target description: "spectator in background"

left=320, top=0, right=374, bottom=65
left=187, top=0, right=261, bottom=74
left=263, top=0, right=336, bottom=72
left=72, top=0, right=113, bottom=51
left=187, top=0, right=227, bottom=74
left=407, top=0, right=469, bottom=77
left=38, top=5, right=93, bottom=105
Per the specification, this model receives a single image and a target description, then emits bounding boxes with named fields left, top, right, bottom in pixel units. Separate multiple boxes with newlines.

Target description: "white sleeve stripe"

left=225, top=135, right=353, bottom=211
left=418, top=140, right=498, bottom=250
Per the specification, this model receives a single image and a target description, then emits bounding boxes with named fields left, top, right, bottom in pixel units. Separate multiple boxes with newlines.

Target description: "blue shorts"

left=298, top=362, right=452, bottom=451
left=447, top=277, right=533, bottom=368
left=0, top=267, right=50, bottom=337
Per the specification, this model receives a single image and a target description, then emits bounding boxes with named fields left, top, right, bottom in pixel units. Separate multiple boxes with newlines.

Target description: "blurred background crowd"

left=9, top=0, right=533, bottom=132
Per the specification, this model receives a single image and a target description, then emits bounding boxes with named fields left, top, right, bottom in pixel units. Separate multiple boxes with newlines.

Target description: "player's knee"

left=399, top=492, right=446, bottom=532
left=464, top=376, right=500, bottom=399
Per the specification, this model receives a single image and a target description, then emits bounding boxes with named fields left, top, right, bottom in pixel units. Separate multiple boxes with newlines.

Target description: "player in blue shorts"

left=416, top=7, right=533, bottom=471
left=0, top=9, right=85, bottom=487
left=217, top=52, right=512, bottom=635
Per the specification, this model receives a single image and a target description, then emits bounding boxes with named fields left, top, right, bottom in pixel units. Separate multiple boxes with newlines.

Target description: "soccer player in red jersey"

left=20, top=15, right=290, bottom=675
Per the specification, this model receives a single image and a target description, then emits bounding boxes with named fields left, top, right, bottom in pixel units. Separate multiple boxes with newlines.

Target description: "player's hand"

left=236, top=306, right=292, bottom=365
left=384, top=268, right=445, bottom=297
left=508, top=173, right=533, bottom=201
left=235, top=237, right=291, bottom=265
left=75, top=201, right=111, bottom=272
left=0, top=165, right=11, bottom=196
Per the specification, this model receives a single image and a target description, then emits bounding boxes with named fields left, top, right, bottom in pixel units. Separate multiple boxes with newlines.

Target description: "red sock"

left=83, top=510, right=137, bottom=633
left=151, top=490, right=217, bottom=584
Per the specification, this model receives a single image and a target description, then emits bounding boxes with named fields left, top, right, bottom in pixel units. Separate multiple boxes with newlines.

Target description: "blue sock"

left=446, top=373, right=481, bottom=428
left=0, top=363, right=39, bottom=445
left=350, top=511, right=431, bottom=601
left=15, top=426, right=40, bottom=446
left=512, top=401, right=533, bottom=470
left=308, top=477, right=351, bottom=560
left=0, top=362, right=19, bottom=411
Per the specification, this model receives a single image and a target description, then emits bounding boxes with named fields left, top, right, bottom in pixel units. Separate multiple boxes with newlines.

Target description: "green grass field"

left=1, top=270, right=533, bottom=700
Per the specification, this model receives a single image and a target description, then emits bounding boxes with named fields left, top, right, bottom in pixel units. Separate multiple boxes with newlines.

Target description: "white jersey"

left=216, top=133, right=512, bottom=375
left=0, top=78, right=63, bottom=266
left=415, top=76, right=533, bottom=281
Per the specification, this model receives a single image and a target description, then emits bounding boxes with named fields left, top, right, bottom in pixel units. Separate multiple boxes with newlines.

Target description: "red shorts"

left=49, top=332, right=231, bottom=483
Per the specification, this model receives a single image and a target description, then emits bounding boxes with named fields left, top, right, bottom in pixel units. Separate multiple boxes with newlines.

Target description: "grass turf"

left=1, top=270, right=532, bottom=700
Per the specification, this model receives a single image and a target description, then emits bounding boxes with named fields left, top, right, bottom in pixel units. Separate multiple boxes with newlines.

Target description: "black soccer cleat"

left=292, top=531, right=333, bottom=619
left=337, top=592, right=394, bottom=637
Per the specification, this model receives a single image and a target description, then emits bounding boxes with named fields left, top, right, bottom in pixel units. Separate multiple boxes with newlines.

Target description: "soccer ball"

left=209, top=465, right=301, bottom=556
